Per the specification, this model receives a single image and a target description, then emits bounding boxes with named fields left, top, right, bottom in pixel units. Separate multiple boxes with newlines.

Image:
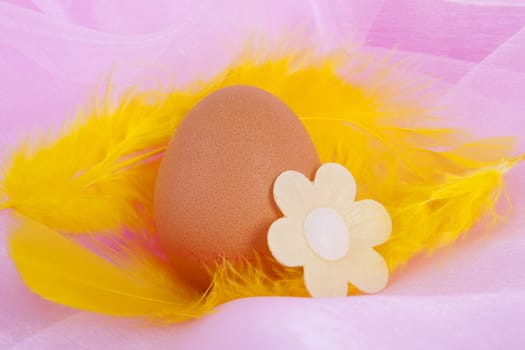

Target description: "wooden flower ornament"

left=267, top=163, right=392, bottom=297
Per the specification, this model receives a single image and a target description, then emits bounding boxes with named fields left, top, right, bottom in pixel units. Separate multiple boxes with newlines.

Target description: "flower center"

left=303, top=207, right=350, bottom=261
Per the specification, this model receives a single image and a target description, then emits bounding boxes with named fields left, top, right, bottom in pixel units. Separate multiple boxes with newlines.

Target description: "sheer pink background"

left=1, top=1, right=524, bottom=349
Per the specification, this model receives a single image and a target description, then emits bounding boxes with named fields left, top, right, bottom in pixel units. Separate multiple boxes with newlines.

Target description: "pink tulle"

left=1, top=0, right=525, bottom=349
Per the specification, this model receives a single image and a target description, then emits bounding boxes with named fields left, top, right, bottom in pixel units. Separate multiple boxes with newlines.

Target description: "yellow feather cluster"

left=2, top=48, right=523, bottom=322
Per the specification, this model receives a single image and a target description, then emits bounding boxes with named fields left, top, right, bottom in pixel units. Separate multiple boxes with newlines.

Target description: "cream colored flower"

left=267, top=163, right=392, bottom=297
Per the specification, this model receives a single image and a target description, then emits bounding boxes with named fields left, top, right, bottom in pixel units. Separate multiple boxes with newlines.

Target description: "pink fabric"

left=1, top=0, right=525, bottom=348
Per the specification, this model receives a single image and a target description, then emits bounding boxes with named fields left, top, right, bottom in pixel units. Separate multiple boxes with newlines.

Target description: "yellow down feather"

left=2, top=47, right=523, bottom=322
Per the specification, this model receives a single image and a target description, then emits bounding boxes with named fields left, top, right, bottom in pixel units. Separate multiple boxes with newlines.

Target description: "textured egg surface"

left=154, top=85, right=320, bottom=286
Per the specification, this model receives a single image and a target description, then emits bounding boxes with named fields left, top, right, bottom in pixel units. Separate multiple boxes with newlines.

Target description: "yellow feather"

left=8, top=214, right=209, bottom=321
left=381, top=166, right=505, bottom=271
left=3, top=47, right=523, bottom=322
left=1, top=89, right=201, bottom=232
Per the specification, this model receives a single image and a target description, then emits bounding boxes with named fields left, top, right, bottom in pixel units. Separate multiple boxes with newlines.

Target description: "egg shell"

left=154, top=85, right=320, bottom=288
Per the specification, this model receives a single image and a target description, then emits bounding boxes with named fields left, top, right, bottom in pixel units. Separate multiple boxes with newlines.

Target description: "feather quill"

left=3, top=47, right=523, bottom=321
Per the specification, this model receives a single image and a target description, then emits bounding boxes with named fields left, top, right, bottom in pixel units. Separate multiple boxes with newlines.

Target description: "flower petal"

left=267, top=218, right=310, bottom=267
left=314, top=163, right=356, bottom=209
left=344, top=199, right=392, bottom=246
left=303, top=260, right=349, bottom=297
left=273, top=170, right=314, bottom=219
left=341, top=247, right=389, bottom=294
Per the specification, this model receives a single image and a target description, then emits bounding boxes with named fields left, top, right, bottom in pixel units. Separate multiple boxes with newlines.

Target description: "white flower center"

left=303, top=207, right=350, bottom=261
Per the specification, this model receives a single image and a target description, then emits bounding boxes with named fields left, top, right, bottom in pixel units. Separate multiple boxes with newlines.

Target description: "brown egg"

left=154, top=85, right=320, bottom=288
